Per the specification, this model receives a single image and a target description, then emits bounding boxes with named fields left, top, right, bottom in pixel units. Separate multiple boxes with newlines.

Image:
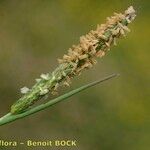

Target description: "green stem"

left=0, top=73, right=119, bottom=126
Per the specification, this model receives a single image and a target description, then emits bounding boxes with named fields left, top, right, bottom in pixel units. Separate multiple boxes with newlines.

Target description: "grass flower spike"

left=10, top=6, right=136, bottom=114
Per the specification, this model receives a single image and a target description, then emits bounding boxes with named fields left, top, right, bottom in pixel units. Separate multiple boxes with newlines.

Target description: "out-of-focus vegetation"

left=0, top=0, right=149, bottom=150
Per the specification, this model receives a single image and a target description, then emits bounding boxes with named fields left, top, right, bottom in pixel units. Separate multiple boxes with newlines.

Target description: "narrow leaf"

left=0, top=73, right=119, bottom=126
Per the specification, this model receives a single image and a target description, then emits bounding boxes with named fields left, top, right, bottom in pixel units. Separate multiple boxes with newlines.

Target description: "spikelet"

left=10, top=6, right=136, bottom=114
left=58, top=6, right=136, bottom=79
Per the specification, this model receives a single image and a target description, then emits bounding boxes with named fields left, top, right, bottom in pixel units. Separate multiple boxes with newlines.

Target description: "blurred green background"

left=0, top=0, right=149, bottom=150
